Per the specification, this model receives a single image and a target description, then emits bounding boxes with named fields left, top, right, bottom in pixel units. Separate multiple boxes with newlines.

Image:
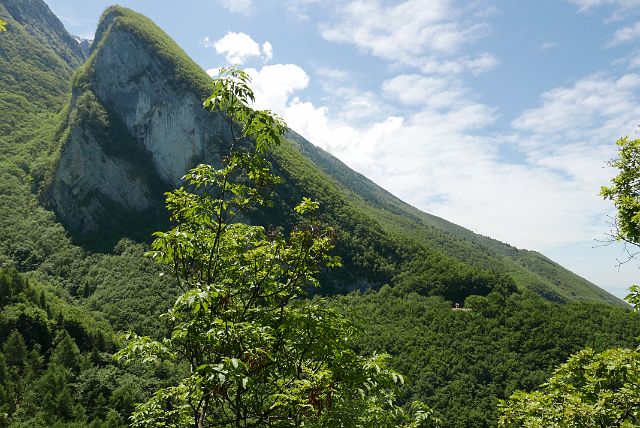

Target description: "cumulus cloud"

left=261, top=41, right=273, bottom=62
left=204, top=32, right=273, bottom=65
left=202, top=62, right=638, bottom=253
left=217, top=0, right=253, bottom=15
left=382, top=74, right=469, bottom=109
left=512, top=73, right=640, bottom=146
left=245, top=64, right=310, bottom=111
left=264, top=67, right=640, bottom=250
left=496, top=73, right=640, bottom=246
left=282, top=88, right=595, bottom=249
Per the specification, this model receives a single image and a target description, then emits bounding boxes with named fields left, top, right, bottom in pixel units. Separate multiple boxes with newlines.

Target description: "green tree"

left=116, top=68, right=437, bottom=428
left=498, top=348, right=640, bottom=427
left=600, top=136, right=640, bottom=307
left=3, top=331, right=27, bottom=367
left=50, top=330, right=82, bottom=373
left=0, top=19, right=6, bottom=32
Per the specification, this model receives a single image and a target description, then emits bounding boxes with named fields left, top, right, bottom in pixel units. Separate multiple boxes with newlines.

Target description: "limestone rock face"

left=50, top=124, right=153, bottom=234
left=90, top=28, right=227, bottom=186
left=48, top=9, right=229, bottom=240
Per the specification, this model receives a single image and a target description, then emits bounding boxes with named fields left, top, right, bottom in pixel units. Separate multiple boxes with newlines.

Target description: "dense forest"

left=0, top=0, right=639, bottom=427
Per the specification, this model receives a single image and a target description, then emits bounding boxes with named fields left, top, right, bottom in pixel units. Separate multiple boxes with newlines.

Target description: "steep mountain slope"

left=1, top=0, right=85, bottom=67
left=0, top=0, right=82, bottom=141
left=286, top=132, right=618, bottom=303
left=0, top=0, right=86, bottom=275
left=45, top=5, right=621, bottom=305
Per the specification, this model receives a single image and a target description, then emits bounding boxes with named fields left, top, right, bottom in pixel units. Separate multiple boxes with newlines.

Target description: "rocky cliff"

left=49, top=7, right=231, bottom=242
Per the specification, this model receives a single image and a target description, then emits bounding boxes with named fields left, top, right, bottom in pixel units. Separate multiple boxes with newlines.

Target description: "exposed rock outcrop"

left=49, top=7, right=230, bottom=243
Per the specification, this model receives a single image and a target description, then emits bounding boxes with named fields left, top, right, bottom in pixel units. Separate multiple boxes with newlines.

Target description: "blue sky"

left=44, top=0, right=640, bottom=298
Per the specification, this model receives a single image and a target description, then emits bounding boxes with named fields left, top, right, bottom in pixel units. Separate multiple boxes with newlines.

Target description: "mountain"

left=0, top=0, right=87, bottom=276
left=2, top=2, right=639, bottom=426
left=38, top=5, right=621, bottom=306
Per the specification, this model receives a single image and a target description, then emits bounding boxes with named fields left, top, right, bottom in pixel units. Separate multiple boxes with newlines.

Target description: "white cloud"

left=381, top=74, right=468, bottom=109
left=199, top=25, right=639, bottom=254
left=568, top=0, right=640, bottom=12
left=261, top=41, right=273, bottom=62
left=217, top=0, right=253, bottom=15
left=284, top=91, right=594, bottom=249
left=625, top=51, right=640, bottom=68
left=494, top=73, right=640, bottom=246
left=567, top=0, right=640, bottom=44
left=268, top=67, right=640, bottom=251
left=315, top=0, right=494, bottom=75
left=512, top=73, right=640, bottom=147
left=610, top=21, right=640, bottom=45
left=245, top=64, right=310, bottom=111
left=539, top=41, right=560, bottom=51
left=315, top=67, right=350, bottom=82
left=284, top=98, right=405, bottom=172
left=204, top=32, right=274, bottom=65
left=420, top=52, right=498, bottom=75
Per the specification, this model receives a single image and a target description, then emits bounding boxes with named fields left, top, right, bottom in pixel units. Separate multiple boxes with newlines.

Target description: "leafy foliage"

left=601, top=136, right=640, bottom=308
left=0, top=268, right=172, bottom=427
left=499, top=347, right=640, bottom=427
left=601, top=137, right=640, bottom=247
left=328, top=286, right=640, bottom=427
left=116, top=68, right=437, bottom=427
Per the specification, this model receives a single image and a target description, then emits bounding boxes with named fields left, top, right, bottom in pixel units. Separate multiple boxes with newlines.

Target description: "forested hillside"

left=0, top=1, right=638, bottom=427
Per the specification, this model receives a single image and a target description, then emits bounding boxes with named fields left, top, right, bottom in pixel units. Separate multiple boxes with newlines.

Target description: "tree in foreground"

left=116, top=68, right=438, bottom=427
left=600, top=136, right=640, bottom=308
left=498, top=347, right=640, bottom=427
left=498, top=136, right=640, bottom=427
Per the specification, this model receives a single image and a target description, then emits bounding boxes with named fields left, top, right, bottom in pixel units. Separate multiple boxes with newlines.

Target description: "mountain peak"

left=46, top=5, right=622, bottom=305
left=82, top=5, right=212, bottom=96
left=1, top=0, right=86, bottom=67
left=48, top=5, right=230, bottom=245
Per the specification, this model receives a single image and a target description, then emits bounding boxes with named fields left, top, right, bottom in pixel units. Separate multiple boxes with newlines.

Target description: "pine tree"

left=3, top=331, right=27, bottom=367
